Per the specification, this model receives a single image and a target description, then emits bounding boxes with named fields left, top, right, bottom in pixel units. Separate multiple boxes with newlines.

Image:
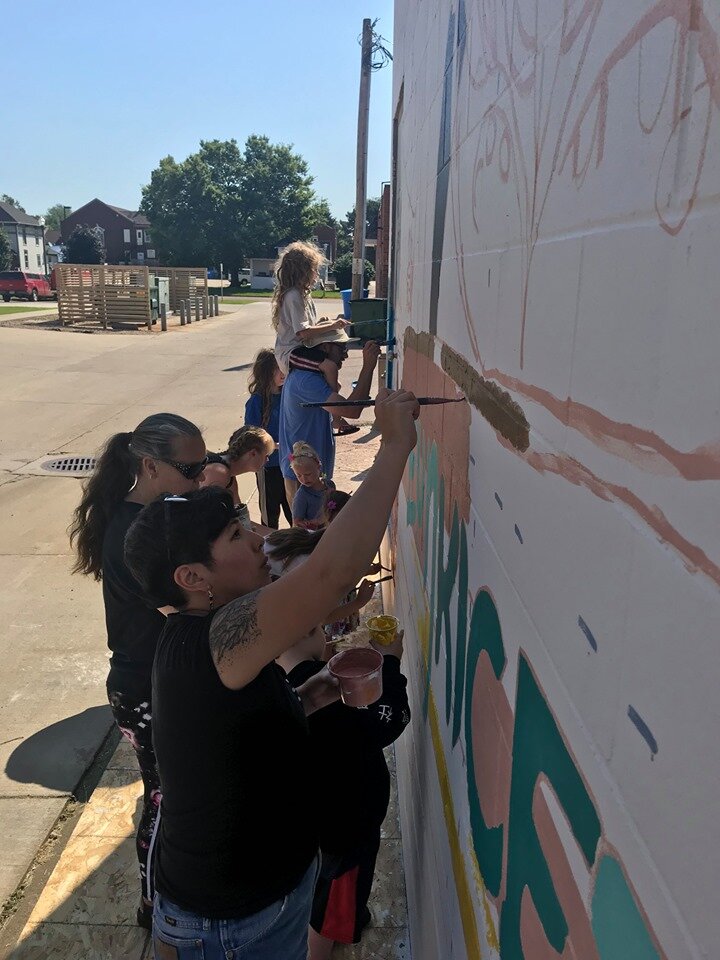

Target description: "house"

left=248, top=257, right=275, bottom=291
left=43, top=229, right=63, bottom=268
left=0, top=202, right=47, bottom=274
left=312, top=223, right=337, bottom=263
left=60, top=199, right=157, bottom=266
left=247, top=224, right=337, bottom=291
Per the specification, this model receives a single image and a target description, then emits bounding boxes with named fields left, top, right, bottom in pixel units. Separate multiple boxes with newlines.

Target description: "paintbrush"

left=301, top=396, right=467, bottom=408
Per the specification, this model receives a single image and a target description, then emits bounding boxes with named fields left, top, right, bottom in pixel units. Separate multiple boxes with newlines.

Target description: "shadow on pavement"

left=5, top=706, right=113, bottom=794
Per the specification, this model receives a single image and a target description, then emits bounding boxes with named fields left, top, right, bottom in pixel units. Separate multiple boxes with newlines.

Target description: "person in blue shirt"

left=279, top=330, right=380, bottom=504
left=289, top=441, right=336, bottom=530
left=245, top=349, right=293, bottom=528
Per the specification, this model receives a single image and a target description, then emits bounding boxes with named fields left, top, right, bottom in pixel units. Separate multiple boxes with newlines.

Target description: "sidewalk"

left=0, top=303, right=410, bottom=959
left=4, top=737, right=409, bottom=959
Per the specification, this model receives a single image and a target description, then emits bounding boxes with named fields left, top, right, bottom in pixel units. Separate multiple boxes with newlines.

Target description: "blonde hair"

left=290, top=440, right=321, bottom=468
left=271, top=241, right=326, bottom=329
left=226, top=425, right=273, bottom=462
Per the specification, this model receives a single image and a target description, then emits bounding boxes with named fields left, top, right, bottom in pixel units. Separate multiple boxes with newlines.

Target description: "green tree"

left=0, top=194, right=25, bottom=213
left=237, top=135, right=317, bottom=260
left=0, top=230, right=11, bottom=270
left=65, top=225, right=105, bottom=264
left=308, top=198, right=333, bottom=228
left=141, top=135, right=324, bottom=281
left=331, top=252, right=375, bottom=290
left=45, top=204, right=72, bottom=230
left=142, top=142, right=239, bottom=270
left=335, top=197, right=381, bottom=261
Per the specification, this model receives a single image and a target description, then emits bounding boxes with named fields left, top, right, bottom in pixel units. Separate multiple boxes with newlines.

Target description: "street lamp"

left=38, top=216, right=46, bottom=275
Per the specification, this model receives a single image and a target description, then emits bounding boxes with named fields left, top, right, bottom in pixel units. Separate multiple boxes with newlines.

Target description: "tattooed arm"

left=209, top=389, right=418, bottom=690
left=208, top=590, right=262, bottom=687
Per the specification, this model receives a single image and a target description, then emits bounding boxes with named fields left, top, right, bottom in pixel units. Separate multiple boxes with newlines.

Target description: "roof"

left=0, top=202, right=41, bottom=226
left=105, top=203, right=150, bottom=227
left=45, top=229, right=62, bottom=244
left=68, top=199, right=150, bottom=227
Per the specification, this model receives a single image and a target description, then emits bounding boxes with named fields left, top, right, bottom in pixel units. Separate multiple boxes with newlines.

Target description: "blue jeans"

left=152, top=856, right=319, bottom=960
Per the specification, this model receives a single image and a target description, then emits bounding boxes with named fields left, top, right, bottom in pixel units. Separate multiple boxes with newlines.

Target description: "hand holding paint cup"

left=367, top=614, right=399, bottom=647
left=328, top=647, right=384, bottom=707
left=372, top=628, right=404, bottom=660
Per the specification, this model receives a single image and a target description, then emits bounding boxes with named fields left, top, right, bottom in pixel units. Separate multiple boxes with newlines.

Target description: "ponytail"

left=69, top=412, right=202, bottom=580
left=69, top=431, right=137, bottom=579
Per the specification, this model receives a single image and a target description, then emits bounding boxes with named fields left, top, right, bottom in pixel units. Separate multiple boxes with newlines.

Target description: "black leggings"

left=257, top=465, right=292, bottom=528
left=108, top=690, right=161, bottom=901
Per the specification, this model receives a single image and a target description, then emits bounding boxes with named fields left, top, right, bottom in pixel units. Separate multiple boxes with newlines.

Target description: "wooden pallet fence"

left=153, top=267, right=208, bottom=311
left=56, top=264, right=151, bottom=328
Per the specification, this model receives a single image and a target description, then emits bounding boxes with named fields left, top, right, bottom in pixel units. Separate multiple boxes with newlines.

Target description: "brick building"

left=60, top=199, right=156, bottom=265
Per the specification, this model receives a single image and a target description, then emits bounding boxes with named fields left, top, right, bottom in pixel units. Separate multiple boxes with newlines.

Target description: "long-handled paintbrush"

left=301, top=396, right=467, bottom=408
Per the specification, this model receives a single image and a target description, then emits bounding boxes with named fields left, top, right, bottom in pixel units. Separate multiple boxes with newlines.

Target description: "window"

left=136, top=229, right=144, bottom=244
left=144, top=230, right=152, bottom=243
left=123, top=229, right=131, bottom=243
left=147, top=249, right=156, bottom=259
left=137, top=252, right=145, bottom=262
left=37, top=255, right=42, bottom=268
left=23, top=250, right=29, bottom=268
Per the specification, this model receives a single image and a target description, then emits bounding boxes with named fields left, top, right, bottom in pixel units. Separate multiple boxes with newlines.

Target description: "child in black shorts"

left=278, top=627, right=410, bottom=958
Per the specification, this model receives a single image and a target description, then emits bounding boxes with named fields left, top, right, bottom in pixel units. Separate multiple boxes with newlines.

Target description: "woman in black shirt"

left=123, top=388, right=419, bottom=960
left=69, top=413, right=207, bottom=928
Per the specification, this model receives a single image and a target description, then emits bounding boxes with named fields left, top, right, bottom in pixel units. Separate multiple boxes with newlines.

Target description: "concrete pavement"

left=0, top=301, right=379, bottom=923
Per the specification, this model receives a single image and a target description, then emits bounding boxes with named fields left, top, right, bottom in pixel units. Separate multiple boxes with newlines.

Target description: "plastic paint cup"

left=328, top=647, right=384, bottom=707
left=367, top=615, right=399, bottom=647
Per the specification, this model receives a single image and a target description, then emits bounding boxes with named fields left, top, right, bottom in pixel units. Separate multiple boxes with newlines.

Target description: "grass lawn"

left=0, top=304, right=58, bottom=316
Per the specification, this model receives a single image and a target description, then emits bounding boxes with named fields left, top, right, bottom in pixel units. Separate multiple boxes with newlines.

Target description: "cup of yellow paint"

left=367, top=615, right=399, bottom=647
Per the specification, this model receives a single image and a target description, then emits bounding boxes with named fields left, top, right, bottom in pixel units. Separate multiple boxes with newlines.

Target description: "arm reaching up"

left=209, top=389, right=419, bottom=689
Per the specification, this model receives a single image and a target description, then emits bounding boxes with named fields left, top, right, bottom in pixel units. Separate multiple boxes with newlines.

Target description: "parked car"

left=0, top=271, right=55, bottom=302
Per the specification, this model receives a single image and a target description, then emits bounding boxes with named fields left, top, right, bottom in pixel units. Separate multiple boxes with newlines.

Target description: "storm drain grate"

left=42, top=456, right=96, bottom=475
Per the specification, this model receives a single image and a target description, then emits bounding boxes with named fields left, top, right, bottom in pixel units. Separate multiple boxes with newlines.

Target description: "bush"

left=65, top=225, right=105, bottom=264
left=331, top=253, right=375, bottom=291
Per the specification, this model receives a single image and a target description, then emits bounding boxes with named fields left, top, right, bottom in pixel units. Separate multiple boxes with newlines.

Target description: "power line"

left=359, top=18, right=393, bottom=71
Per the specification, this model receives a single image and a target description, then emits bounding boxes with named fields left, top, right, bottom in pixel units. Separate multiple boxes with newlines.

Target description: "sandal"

left=333, top=424, right=360, bottom=436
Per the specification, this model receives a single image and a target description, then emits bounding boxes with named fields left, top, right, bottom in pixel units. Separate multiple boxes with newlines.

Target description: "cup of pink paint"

left=327, top=647, right=384, bottom=707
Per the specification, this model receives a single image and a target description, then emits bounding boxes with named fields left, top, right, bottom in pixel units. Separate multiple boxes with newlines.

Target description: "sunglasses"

left=158, top=455, right=209, bottom=480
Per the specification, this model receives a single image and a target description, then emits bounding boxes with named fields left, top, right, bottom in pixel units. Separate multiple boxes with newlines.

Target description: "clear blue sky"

left=2, top=0, right=394, bottom=221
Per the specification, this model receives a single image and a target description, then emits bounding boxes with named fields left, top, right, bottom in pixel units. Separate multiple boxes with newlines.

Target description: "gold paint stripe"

left=428, top=690, right=484, bottom=959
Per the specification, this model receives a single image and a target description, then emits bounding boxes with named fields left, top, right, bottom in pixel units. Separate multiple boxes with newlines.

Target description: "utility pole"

left=351, top=18, right=373, bottom=301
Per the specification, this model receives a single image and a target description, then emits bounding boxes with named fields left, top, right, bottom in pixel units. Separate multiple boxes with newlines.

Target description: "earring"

left=207, top=587, right=215, bottom=611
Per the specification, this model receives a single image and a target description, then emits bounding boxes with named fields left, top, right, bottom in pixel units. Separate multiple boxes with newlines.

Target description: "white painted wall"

left=389, top=3, right=720, bottom=959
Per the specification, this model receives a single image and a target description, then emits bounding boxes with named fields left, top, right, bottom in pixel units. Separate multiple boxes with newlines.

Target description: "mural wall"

left=388, top=2, right=720, bottom=958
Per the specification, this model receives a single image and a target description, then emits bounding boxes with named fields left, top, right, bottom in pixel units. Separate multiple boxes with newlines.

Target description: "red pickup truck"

left=0, top=271, right=55, bottom=302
